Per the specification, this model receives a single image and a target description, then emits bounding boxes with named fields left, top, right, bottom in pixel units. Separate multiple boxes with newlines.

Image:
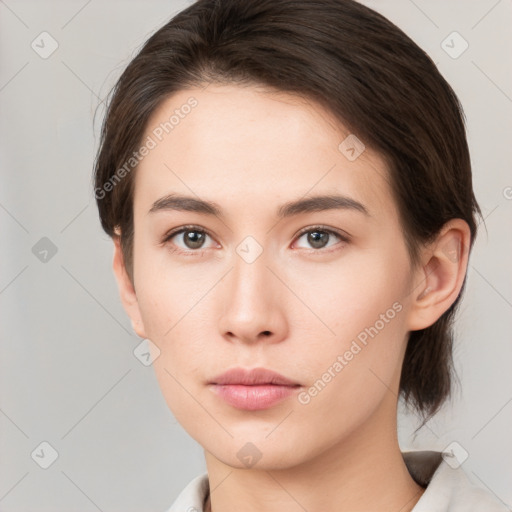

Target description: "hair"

left=93, top=0, right=481, bottom=421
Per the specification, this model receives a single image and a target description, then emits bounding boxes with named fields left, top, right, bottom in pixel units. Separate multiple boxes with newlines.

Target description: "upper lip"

left=209, top=367, right=300, bottom=386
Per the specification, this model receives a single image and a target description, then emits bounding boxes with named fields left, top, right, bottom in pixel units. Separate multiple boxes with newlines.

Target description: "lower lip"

left=210, top=384, right=299, bottom=410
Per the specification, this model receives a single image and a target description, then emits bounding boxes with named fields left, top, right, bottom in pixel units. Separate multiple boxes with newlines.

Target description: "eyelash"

left=161, top=224, right=350, bottom=255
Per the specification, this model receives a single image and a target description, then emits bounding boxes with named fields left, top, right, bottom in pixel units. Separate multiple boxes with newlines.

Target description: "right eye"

left=162, top=226, right=217, bottom=254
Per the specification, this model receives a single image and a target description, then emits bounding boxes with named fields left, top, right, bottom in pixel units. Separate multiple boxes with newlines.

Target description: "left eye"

left=294, top=228, right=344, bottom=250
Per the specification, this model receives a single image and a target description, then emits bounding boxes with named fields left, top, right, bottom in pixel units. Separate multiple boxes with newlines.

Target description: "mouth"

left=208, top=367, right=302, bottom=411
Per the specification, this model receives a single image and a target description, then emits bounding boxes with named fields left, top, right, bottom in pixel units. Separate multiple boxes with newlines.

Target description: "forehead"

left=134, top=84, right=396, bottom=219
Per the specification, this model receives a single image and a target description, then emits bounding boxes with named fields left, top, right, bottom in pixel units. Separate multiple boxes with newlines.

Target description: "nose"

left=218, top=247, right=288, bottom=345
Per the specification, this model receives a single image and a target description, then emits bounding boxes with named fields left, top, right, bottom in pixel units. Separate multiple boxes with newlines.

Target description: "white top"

left=166, top=451, right=509, bottom=511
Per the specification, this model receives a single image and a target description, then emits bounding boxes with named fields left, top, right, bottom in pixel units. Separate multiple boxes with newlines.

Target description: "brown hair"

left=93, top=0, right=480, bottom=420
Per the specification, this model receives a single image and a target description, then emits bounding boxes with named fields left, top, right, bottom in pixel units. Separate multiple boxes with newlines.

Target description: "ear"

left=407, top=219, right=472, bottom=331
left=112, top=236, right=147, bottom=339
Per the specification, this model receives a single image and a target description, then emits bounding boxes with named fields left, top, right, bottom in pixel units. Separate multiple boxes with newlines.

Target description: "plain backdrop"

left=1, top=1, right=511, bottom=510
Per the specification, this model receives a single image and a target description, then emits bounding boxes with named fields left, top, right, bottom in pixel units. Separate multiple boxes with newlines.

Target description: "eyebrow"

left=148, top=193, right=369, bottom=218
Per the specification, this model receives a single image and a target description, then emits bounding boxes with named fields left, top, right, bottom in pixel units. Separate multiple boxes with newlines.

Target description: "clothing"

left=166, top=450, right=509, bottom=511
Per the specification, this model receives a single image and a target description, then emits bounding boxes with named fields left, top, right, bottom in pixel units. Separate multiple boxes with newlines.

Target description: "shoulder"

left=165, top=472, right=209, bottom=512
left=404, top=451, right=510, bottom=512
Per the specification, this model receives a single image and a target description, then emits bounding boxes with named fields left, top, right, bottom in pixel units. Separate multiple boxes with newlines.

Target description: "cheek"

left=132, top=249, right=218, bottom=392
left=288, top=250, right=410, bottom=403
left=133, top=241, right=220, bottom=340
left=286, top=247, right=409, bottom=343
left=292, top=293, right=408, bottom=444
left=138, top=282, right=209, bottom=424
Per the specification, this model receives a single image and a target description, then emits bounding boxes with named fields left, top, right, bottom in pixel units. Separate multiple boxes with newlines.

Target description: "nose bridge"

left=230, top=242, right=273, bottom=316
left=218, top=238, right=285, bottom=342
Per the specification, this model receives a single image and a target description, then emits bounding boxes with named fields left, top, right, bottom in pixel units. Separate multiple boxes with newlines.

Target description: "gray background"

left=1, top=0, right=511, bottom=510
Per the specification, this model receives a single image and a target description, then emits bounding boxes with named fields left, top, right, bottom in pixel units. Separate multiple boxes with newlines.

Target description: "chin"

left=202, top=433, right=312, bottom=471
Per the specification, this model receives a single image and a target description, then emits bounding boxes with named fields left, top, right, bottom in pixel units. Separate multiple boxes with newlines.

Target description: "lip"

left=209, top=367, right=300, bottom=386
left=208, top=367, right=301, bottom=411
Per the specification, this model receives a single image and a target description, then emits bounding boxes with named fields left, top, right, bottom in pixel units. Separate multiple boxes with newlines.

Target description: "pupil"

left=308, top=231, right=328, bottom=249
left=185, top=230, right=205, bottom=249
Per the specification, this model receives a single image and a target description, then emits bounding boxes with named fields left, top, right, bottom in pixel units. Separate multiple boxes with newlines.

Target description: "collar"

left=167, top=450, right=508, bottom=511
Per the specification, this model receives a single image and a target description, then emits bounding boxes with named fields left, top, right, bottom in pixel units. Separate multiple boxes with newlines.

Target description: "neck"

left=203, top=396, right=424, bottom=512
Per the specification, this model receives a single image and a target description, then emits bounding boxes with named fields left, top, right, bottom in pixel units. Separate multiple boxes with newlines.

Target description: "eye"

left=293, top=226, right=348, bottom=250
left=162, top=225, right=348, bottom=254
left=163, top=226, right=216, bottom=253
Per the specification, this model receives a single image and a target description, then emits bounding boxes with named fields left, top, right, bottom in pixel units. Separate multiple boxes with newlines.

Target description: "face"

left=122, top=84, right=420, bottom=469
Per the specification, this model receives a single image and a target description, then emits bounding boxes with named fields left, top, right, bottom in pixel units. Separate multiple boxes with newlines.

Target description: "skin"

left=112, top=84, right=471, bottom=512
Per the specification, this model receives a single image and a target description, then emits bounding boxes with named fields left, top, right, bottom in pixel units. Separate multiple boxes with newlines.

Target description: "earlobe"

left=112, top=236, right=147, bottom=339
left=407, top=219, right=471, bottom=331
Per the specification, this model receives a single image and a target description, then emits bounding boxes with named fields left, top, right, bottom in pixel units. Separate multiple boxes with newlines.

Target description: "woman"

left=93, top=1, right=508, bottom=510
